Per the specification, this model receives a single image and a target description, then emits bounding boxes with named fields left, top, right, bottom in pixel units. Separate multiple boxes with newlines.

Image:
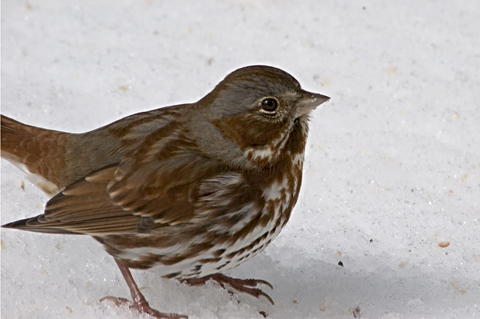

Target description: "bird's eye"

left=261, top=98, right=278, bottom=112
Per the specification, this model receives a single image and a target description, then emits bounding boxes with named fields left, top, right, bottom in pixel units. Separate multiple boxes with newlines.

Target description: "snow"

left=1, top=1, right=479, bottom=318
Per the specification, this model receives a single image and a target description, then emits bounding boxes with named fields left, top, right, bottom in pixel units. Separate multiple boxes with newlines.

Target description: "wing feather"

left=3, top=119, right=261, bottom=237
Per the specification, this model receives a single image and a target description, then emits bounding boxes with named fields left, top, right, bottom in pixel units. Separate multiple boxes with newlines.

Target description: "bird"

left=1, top=65, right=329, bottom=318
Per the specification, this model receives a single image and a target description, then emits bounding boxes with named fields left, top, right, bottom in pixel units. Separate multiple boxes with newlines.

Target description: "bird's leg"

left=101, top=257, right=187, bottom=319
left=182, top=273, right=274, bottom=305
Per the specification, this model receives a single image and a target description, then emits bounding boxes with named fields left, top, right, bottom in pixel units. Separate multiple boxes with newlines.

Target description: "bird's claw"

left=100, top=296, right=188, bottom=319
left=182, top=273, right=275, bottom=305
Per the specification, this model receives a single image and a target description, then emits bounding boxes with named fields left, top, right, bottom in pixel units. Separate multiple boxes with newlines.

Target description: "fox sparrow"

left=1, top=65, right=329, bottom=318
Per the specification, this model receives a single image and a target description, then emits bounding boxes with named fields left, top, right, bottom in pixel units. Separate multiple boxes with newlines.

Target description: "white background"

left=1, top=1, right=479, bottom=318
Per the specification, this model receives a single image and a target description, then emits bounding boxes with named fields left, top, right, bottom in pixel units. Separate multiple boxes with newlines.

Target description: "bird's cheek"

left=212, top=115, right=286, bottom=150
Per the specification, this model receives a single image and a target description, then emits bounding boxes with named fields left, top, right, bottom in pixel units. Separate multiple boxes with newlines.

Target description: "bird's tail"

left=1, top=115, right=68, bottom=195
left=2, top=115, right=40, bottom=159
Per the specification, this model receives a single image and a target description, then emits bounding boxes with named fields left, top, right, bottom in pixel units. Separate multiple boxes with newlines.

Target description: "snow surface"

left=1, top=1, right=479, bottom=318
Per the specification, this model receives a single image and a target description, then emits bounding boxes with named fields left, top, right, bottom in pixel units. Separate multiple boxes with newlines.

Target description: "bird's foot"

left=100, top=296, right=188, bottom=319
left=182, top=273, right=274, bottom=305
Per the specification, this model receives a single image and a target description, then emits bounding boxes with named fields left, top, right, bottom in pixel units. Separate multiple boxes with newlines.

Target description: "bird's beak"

left=296, top=90, right=330, bottom=116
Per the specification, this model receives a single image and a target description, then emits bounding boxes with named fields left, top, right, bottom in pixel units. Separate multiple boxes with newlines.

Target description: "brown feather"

left=2, top=65, right=329, bottom=283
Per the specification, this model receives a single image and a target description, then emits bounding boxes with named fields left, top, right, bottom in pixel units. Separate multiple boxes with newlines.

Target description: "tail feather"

left=1, top=115, right=51, bottom=162
left=1, top=115, right=36, bottom=157
left=1, top=115, right=69, bottom=195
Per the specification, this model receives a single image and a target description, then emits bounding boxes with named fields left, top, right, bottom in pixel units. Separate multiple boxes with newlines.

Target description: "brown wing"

left=2, top=151, right=235, bottom=235
left=2, top=166, right=138, bottom=234
left=2, top=110, right=260, bottom=236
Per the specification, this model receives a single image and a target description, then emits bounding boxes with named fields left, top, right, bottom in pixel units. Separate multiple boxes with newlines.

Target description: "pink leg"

left=183, top=273, right=274, bottom=305
left=101, top=258, right=187, bottom=319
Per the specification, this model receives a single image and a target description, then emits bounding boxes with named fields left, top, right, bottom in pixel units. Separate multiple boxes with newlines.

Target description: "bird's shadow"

left=219, top=245, right=476, bottom=318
